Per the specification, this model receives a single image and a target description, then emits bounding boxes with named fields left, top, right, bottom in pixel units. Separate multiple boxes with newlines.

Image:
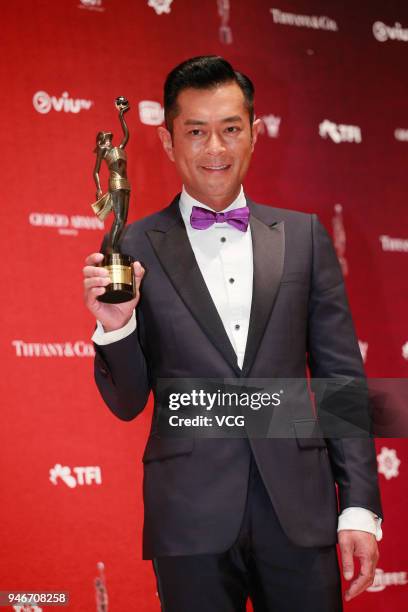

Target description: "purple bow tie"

left=190, top=205, right=250, bottom=232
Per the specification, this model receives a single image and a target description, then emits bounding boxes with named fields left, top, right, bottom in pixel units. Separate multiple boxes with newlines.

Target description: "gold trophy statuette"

left=91, top=96, right=136, bottom=303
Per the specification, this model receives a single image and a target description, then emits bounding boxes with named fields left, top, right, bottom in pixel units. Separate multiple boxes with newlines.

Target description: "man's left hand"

left=338, top=530, right=379, bottom=602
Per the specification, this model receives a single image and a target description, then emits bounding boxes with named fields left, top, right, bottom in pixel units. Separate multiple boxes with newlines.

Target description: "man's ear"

left=157, top=126, right=175, bottom=162
left=250, top=118, right=262, bottom=151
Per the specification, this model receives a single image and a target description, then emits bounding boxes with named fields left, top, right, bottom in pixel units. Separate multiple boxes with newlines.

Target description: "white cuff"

left=91, top=310, right=137, bottom=345
left=338, top=507, right=383, bottom=541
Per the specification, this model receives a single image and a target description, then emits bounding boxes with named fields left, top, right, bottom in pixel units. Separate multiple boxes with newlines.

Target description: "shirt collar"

left=179, top=185, right=246, bottom=226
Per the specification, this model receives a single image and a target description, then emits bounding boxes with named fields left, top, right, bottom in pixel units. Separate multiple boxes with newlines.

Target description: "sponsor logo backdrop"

left=0, top=0, right=406, bottom=610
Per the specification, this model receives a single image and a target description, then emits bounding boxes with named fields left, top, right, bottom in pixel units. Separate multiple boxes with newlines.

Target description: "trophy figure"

left=91, top=96, right=136, bottom=303
left=94, top=561, right=108, bottom=612
left=217, top=0, right=233, bottom=44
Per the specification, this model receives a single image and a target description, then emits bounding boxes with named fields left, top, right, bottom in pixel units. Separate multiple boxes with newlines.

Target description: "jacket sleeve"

left=94, top=319, right=151, bottom=421
left=307, top=214, right=383, bottom=519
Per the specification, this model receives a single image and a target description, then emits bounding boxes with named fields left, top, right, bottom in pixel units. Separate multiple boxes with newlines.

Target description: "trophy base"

left=97, top=253, right=136, bottom=303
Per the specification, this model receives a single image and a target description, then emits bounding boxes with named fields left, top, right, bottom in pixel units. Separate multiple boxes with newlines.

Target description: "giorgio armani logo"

left=29, top=212, right=104, bottom=236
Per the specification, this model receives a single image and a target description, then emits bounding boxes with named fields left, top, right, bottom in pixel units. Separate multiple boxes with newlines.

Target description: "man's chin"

left=198, top=174, right=238, bottom=194
left=188, top=184, right=240, bottom=209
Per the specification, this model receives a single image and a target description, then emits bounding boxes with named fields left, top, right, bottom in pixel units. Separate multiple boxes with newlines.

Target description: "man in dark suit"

left=83, top=56, right=382, bottom=611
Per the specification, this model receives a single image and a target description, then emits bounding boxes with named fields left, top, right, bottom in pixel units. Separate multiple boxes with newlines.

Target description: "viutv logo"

left=270, top=8, right=338, bottom=32
left=12, top=340, right=95, bottom=358
left=139, top=100, right=164, bottom=125
left=367, top=568, right=407, bottom=592
left=259, top=115, right=281, bottom=138
left=33, top=91, right=93, bottom=114
left=78, top=0, right=105, bottom=11
left=148, top=0, right=173, bottom=15
left=319, top=120, right=362, bottom=144
left=29, top=212, right=104, bottom=236
left=373, top=21, right=408, bottom=43
left=50, top=464, right=102, bottom=488
left=377, top=447, right=401, bottom=480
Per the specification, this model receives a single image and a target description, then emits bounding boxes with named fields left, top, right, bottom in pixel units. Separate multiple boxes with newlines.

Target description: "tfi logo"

left=49, top=464, right=102, bottom=488
left=33, top=91, right=93, bottom=114
left=319, top=120, right=362, bottom=144
left=139, top=100, right=164, bottom=125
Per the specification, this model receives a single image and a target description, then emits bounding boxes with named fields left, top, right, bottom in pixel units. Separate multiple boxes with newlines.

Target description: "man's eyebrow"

left=183, top=115, right=244, bottom=126
left=221, top=115, right=243, bottom=123
left=184, top=119, right=207, bottom=126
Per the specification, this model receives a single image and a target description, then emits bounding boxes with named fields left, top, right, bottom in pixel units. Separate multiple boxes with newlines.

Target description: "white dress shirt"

left=92, top=185, right=382, bottom=541
left=180, top=185, right=252, bottom=368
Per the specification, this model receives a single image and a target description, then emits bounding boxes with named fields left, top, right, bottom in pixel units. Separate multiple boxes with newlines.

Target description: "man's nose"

left=205, top=132, right=226, bottom=155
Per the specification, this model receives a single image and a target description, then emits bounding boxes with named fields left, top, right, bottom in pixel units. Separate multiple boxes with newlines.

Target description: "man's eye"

left=225, top=126, right=240, bottom=133
left=189, top=129, right=203, bottom=136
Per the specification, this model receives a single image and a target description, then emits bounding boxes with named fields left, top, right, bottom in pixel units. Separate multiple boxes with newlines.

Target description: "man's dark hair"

left=164, top=55, right=255, bottom=132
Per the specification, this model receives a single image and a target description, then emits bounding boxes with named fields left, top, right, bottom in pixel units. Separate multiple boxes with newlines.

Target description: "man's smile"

left=200, top=163, right=232, bottom=172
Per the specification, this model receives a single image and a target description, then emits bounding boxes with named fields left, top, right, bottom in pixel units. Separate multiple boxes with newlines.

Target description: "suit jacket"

left=94, top=194, right=383, bottom=560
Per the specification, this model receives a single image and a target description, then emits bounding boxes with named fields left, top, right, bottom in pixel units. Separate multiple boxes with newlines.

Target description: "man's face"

left=158, top=82, right=261, bottom=210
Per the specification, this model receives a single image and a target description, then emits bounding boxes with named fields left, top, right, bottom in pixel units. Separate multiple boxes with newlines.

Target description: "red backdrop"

left=0, top=0, right=407, bottom=610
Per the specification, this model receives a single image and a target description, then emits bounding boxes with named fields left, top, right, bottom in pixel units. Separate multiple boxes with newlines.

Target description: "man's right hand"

left=83, top=253, right=145, bottom=332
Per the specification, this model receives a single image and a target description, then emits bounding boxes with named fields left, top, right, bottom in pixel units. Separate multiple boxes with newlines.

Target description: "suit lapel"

left=145, top=195, right=285, bottom=377
left=146, top=197, right=241, bottom=375
left=241, top=209, right=285, bottom=376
